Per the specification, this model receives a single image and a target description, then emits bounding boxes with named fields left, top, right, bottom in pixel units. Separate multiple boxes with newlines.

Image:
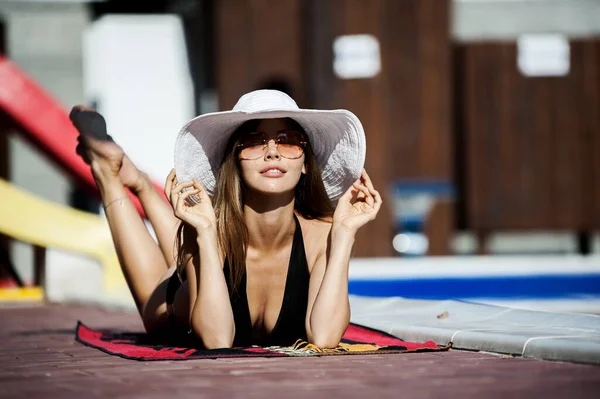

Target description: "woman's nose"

left=264, top=140, right=280, bottom=160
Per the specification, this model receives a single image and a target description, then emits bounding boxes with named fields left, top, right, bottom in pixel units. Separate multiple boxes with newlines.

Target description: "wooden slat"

left=579, top=41, right=600, bottom=230
left=337, top=0, right=392, bottom=257
left=457, top=40, right=600, bottom=232
left=216, top=0, right=253, bottom=108
left=593, top=42, right=600, bottom=229
left=217, top=0, right=305, bottom=108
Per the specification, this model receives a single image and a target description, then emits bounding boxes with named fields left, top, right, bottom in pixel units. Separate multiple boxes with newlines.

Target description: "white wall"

left=82, top=15, right=195, bottom=186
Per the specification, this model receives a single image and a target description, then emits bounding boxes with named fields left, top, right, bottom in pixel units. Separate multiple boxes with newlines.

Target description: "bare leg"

left=82, top=135, right=168, bottom=316
left=120, top=157, right=181, bottom=267
left=114, top=154, right=197, bottom=333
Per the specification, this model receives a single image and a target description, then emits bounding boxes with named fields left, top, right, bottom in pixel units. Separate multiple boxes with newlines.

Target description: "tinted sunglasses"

left=237, top=130, right=307, bottom=160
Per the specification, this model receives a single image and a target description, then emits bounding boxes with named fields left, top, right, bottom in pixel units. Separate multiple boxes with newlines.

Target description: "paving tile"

left=350, top=296, right=600, bottom=363
left=1, top=303, right=599, bottom=399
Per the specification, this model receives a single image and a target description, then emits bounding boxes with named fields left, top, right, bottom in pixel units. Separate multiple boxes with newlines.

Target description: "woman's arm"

left=305, top=227, right=354, bottom=348
left=189, top=227, right=235, bottom=349
left=305, top=170, right=382, bottom=348
left=169, top=177, right=235, bottom=349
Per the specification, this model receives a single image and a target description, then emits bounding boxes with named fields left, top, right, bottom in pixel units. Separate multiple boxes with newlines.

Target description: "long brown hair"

left=175, top=118, right=334, bottom=295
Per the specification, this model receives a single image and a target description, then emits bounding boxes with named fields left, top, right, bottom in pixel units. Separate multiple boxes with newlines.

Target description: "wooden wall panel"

left=216, top=0, right=306, bottom=108
left=217, top=0, right=453, bottom=256
left=586, top=41, right=600, bottom=230
left=308, top=0, right=452, bottom=256
left=457, top=41, right=600, bottom=231
left=595, top=43, right=600, bottom=229
left=331, top=0, right=392, bottom=257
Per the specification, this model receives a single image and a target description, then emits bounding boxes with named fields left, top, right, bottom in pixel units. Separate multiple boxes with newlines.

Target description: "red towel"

left=75, top=321, right=447, bottom=361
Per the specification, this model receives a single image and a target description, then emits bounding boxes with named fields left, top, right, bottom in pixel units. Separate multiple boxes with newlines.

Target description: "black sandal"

left=69, top=106, right=113, bottom=142
left=70, top=106, right=115, bottom=164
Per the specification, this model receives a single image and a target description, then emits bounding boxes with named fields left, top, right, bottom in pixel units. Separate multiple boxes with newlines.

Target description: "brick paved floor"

left=1, top=303, right=599, bottom=399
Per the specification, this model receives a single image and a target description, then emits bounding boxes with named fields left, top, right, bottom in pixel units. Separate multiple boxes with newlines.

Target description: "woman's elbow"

left=191, top=321, right=235, bottom=349
left=307, top=315, right=350, bottom=348
left=310, top=336, right=341, bottom=349
left=201, top=336, right=234, bottom=349
left=308, top=331, right=343, bottom=349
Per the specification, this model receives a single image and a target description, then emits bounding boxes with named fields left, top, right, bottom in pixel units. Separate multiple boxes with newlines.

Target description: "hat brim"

left=174, top=108, right=366, bottom=201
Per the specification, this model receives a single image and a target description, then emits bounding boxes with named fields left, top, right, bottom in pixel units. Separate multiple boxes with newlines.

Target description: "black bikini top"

left=225, top=214, right=310, bottom=347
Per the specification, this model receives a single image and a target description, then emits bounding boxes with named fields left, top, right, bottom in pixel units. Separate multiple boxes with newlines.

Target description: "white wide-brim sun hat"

left=174, top=89, right=366, bottom=201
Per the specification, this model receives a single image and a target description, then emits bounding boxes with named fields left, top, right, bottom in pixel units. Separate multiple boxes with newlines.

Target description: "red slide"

left=0, top=55, right=165, bottom=216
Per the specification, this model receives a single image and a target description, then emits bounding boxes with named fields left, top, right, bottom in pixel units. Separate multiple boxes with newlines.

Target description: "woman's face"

left=238, top=118, right=306, bottom=197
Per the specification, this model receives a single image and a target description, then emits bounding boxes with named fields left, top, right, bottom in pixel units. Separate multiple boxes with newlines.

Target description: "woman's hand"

left=332, top=169, right=382, bottom=235
left=165, top=169, right=216, bottom=232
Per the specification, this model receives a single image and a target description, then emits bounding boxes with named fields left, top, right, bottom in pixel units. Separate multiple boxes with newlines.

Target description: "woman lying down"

left=70, top=89, right=381, bottom=349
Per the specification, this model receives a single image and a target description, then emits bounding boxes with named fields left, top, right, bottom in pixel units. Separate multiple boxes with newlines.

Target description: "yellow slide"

left=0, top=178, right=128, bottom=300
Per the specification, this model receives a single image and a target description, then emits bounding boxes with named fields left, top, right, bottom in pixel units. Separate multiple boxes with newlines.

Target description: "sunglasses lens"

left=277, top=131, right=305, bottom=159
left=239, top=133, right=266, bottom=159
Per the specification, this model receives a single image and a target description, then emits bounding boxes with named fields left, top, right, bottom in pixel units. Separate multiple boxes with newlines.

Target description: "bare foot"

left=80, top=136, right=149, bottom=195
left=80, top=134, right=126, bottom=182
left=120, top=154, right=148, bottom=194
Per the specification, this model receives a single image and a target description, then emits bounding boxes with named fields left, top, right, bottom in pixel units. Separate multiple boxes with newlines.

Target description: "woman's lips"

left=260, top=167, right=286, bottom=177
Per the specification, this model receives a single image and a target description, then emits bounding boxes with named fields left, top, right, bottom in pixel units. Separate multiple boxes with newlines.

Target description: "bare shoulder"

left=296, top=214, right=333, bottom=273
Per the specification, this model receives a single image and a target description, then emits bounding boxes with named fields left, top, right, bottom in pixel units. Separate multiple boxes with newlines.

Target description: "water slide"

left=0, top=54, right=165, bottom=216
left=0, top=54, right=163, bottom=298
left=0, top=178, right=126, bottom=298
